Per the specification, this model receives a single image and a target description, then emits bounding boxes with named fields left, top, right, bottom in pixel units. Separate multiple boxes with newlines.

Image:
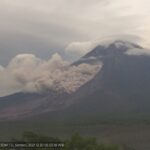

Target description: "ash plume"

left=0, top=53, right=102, bottom=96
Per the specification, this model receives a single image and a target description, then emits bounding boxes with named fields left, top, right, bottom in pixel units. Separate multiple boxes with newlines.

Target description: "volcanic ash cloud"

left=0, top=53, right=102, bottom=96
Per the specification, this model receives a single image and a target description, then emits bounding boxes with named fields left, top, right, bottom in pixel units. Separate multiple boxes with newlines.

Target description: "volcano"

left=1, top=40, right=150, bottom=121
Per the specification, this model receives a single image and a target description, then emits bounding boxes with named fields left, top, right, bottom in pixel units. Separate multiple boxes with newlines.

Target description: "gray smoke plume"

left=0, top=53, right=102, bottom=96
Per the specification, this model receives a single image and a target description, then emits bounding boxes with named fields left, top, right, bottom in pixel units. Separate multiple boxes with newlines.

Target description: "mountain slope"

left=50, top=41, right=150, bottom=121
left=0, top=40, right=150, bottom=121
left=0, top=91, right=70, bottom=120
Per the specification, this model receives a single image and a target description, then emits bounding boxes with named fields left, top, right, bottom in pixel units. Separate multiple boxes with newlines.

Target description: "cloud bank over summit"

left=0, top=0, right=150, bottom=65
left=65, top=32, right=150, bottom=58
left=0, top=53, right=101, bottom=97
left=65, top=35, right=145, bottom=56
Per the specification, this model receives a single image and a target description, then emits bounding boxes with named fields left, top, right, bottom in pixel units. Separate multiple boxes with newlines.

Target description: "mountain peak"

left=107, top=40, right=141, bottom=49
left=73, top=40, right=143, bottom=66
left=83, top=40, right=142, bottom=59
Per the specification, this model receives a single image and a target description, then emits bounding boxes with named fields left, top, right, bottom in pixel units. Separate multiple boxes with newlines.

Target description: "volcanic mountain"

left=1, top=40, right=150, bottom=121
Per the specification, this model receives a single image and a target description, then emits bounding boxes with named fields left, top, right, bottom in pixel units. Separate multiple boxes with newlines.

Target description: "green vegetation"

left=65, top=133, right=120, bottom=150
left=0, top=132, right=134, bottom=150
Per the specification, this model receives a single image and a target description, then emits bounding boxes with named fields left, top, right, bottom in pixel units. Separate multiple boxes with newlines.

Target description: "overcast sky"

left=0, top=0, right=150, bottom=65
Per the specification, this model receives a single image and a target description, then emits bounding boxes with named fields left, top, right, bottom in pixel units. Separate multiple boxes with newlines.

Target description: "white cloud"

left=0, top=53, right=101, bottom=97
left=126, top=48, right=150, bottom=56
left=65, top=41, right=96, bottom=56
left=0, top=65, right=4, bottom=71
left=1, top=0, right=150, bottom=65
left=65, top=34, right=142, bottom=57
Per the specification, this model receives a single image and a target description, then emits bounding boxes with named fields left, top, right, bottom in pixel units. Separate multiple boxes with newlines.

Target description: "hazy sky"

left=0, top=0, right=150, bottom=65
